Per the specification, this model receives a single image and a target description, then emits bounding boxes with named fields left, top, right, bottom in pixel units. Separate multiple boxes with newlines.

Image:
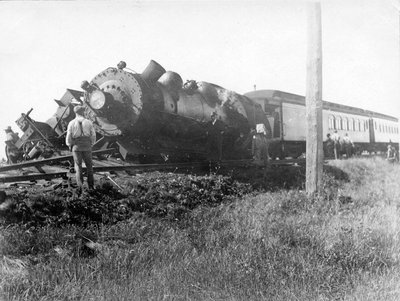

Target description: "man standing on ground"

left=252, top=124, right=269, bottom=167
left=206, top=112, right=226, bottom=161
left=325, top=133, right=334, bottom=159
left=342, top=133, right=354, bottom=158
left=4, top=126, right=21, bottom=164
left=331, top=130, right=341, bottom=159
left=387, top=145, right=397, bottom=163
left=66, top=105, right=96, bottom=191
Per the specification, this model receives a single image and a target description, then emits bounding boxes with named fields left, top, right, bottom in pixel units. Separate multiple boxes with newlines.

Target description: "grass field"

left=1, top=157, right=399, bottom=300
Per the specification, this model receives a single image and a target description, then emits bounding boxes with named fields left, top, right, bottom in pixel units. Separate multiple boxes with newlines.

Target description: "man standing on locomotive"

left=66, top=105, right=96, bottom=192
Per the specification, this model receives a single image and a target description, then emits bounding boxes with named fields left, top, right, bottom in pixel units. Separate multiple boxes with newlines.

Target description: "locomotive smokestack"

left=141, top=60, right=166, bottom=84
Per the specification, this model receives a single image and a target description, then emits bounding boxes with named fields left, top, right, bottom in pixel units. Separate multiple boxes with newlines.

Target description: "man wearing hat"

left=4, top=126, right=21, bottom=164
left=252, top=124, right=270, bottom=167
left=66, top=105, right=96, bottom=191
left=206, top=112, right=226, bottom=161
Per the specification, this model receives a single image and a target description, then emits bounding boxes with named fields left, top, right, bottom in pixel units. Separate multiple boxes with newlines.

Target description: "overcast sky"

left=0, top=0, right=399, bottom=159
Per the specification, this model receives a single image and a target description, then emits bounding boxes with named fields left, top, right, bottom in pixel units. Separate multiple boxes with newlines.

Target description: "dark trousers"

left=208, top=136, right=223, bottom=160
left=344, top=144, right=352, bottom=158
left=334, top=142, right=341, bottom=159
left=72, top=150, right=94, bottom=189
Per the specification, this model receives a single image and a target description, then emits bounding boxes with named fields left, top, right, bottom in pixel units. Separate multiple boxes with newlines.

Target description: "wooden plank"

left=35, top=166, right=46, bottom=174
left=0, top=172, right=68, bottom=183
left=0, top=148, right=117, bottom=173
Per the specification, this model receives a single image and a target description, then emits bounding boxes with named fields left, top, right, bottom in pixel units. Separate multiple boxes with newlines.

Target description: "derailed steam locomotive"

left=6, top=60, right=270, bottom=163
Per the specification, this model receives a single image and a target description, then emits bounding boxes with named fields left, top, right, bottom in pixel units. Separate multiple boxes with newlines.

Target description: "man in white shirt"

left=66, top=105, right=97, bottom=191
left=252, top=124, right=269, bottom=167
left=342, top=133, right=354, bottom=158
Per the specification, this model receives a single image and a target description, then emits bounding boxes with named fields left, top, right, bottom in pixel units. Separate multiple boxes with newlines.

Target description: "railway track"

left=0, top=152, right=305, bottom=184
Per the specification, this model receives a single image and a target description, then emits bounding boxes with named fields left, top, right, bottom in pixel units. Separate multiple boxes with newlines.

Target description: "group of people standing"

left=3, top=106, right=96, bottom=194
left=325, top=130, right=354, bottom=159
left=206, top=112, right=269, bottom=166
left=325, top=130, right=399, bottom=163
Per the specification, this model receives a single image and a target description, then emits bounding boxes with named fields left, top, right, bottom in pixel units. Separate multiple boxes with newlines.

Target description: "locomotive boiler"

left=75, top=60, right=270, bottom=161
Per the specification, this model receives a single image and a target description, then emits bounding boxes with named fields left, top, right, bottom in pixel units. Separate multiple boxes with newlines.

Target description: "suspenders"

left=76, top=120, right=87, bottom=137
left=70, top=119, right=91, bottom=148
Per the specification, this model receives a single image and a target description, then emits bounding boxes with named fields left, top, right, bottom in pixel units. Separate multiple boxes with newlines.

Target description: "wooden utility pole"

left=395, top=1, right=400, bottom=159
left=306, top=2, right=323, bottom=195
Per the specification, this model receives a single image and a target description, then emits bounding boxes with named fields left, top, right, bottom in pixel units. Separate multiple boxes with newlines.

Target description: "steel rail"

left=0, top=158, right=306, bottom=184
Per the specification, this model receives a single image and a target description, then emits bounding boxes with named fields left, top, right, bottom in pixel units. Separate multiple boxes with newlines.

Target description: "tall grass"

left=1, top=157, right=400, bottom=300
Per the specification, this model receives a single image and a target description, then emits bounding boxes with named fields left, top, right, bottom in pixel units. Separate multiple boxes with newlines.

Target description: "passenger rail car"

left=245, top=90, right=399, bottom=159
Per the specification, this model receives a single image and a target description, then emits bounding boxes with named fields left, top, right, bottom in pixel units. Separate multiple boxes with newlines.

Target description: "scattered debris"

left=0, top=172, right=253, bottom=227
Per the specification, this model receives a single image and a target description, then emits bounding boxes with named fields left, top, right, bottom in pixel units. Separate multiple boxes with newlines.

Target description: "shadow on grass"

left=323, top=164, right=350, bottom=182
left=217, top=162, right=349, bottom=191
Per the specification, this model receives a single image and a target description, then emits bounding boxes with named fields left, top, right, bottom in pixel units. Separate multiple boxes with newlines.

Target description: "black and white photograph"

left=1, top=0, right=400, bottom=300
